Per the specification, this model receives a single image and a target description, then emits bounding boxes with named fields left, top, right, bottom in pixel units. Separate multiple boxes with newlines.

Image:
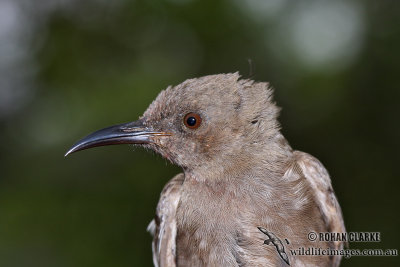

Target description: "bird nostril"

left=184, top=113, right=202, bottom=129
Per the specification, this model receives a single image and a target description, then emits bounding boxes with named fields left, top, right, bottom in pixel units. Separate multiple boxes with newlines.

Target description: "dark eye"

left=184, top=113, right=202, bottom=129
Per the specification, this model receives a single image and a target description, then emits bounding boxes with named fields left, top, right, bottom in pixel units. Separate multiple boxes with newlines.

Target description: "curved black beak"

left=65, top=120, right=170, bottom=157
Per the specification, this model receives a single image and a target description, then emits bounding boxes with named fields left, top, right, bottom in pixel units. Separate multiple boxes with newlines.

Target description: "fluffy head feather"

left=141, top=73, right=286, bottom=175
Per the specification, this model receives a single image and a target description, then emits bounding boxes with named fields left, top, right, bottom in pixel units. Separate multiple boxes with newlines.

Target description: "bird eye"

left=184, top=113, right=202, bottom=129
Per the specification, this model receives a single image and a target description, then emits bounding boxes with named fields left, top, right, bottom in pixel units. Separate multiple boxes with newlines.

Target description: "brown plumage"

left=66, top=73, right=346, bottom=266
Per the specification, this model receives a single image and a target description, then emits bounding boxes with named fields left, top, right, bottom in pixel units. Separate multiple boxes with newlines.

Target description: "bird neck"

left=184, top=132, right=293, bottom=183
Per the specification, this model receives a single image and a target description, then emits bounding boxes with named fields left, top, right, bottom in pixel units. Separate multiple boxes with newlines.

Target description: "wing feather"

left=293, top=151, right=346, bottom=266
left=148, top=173, right=184, bottom=267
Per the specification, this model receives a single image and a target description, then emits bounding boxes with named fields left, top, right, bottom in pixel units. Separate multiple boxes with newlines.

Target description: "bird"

left=65, top=73, right=346, bottom=267
left=257, top=227, right=290, bottom=265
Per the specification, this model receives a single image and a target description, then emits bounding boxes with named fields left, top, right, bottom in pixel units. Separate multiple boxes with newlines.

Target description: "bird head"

left=65, top=73, right=282, bottom=174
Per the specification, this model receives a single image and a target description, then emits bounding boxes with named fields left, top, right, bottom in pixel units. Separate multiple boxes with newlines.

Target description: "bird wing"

left=292, top=151, right=346, bottom=264
left=147, top=173, right=184, bottom=267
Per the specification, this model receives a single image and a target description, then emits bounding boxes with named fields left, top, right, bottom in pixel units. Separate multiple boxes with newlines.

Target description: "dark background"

left=0, top=0, right=399, bottom=266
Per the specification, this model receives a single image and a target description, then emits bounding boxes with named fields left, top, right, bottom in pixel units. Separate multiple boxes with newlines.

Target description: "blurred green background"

left=0, top=0, right=399, bottom=266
